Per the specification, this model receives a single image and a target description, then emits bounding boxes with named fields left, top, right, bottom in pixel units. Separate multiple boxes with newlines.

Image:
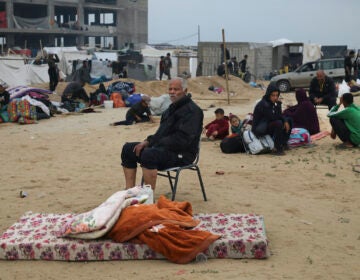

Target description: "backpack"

left=242, top=130, right=274, bottom=154
left=220, top=134, right=246, bottom=154
left=241, top=113, right=253, bottom=131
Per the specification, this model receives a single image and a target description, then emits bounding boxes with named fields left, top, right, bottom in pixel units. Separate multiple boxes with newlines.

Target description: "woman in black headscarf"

left=283, top=88, right=320, bottom=135
left=252, top=83, right=292, bottom=155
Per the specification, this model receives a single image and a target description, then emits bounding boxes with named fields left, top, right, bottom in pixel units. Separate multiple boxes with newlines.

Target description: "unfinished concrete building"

left=0, top=0, right=148, bottom=52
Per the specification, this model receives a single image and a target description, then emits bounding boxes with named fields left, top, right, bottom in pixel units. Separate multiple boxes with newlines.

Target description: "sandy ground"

left=0, top=76, right=359, bottom=280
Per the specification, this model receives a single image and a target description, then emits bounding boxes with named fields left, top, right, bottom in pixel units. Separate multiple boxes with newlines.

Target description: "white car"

left=270, top=58, right=345, bottom=92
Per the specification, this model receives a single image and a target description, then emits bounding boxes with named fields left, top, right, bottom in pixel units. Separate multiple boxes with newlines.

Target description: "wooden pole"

left=198, top=25, right=200, bottom=42
left=222, top=29, right=230, bottom=105
left=40, top=40, right=44, bottom=58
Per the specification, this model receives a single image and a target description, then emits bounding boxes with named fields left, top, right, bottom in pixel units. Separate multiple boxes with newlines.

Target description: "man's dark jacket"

left=309, top=76, right=337, bottom=104
left=146, top=95, right=203, bottom=163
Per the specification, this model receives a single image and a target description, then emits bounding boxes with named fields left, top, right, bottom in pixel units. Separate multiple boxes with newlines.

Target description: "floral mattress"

left=0, top=212, right=269, bottom=261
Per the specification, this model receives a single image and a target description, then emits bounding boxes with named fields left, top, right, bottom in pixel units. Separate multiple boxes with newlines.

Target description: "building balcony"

left=0, top=24, right=117, bottom=36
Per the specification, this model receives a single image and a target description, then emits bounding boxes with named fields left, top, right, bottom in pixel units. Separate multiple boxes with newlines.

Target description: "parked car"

left=270, top=58, right=345, bottom=92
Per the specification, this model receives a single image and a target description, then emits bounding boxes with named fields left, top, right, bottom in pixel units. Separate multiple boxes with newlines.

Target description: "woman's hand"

left=284, top=121, right=290, bottom=133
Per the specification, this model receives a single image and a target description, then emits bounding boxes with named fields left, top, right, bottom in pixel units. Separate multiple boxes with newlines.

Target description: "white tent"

left=269, top=38, right=294, bottom=47
left=43, top=47, right=93, bottom=76
left=94, top=52, right=117, bottom=62
left=0, top=58, right=48, bottom=87
left=141, top=45, right=177, bottom=80
left=302, top=44, right=322, bottom=64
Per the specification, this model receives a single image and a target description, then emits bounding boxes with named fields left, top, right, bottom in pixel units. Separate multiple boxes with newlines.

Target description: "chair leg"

left=167, top=171, right=174, bottom=192
left=171, top=170, right=181, bottom=201
left=195, top=166, right=207, bottom=201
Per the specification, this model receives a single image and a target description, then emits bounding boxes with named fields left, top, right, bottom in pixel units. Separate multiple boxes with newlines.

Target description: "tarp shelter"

left=269, top=38, right=294, bottom=47
left=44, top=47, right=112, bottom=79
left=272, top=43, right=303, bottom=71
left=90, top=60, right=112, bottom=79
left=0, top=57, right=48, bottom=87
left=321, top=45, right=347, bottom=59
left=302, top=44, right=322, bottom=64
left=94, top=52, right=118, bottom=62
left=141, top=45, right=177, bottom=80
left=140, top=45, right=198, bottom=80
left=13, top=16, right=49, bottom=29
left=43, top=47, right=92, bottom=76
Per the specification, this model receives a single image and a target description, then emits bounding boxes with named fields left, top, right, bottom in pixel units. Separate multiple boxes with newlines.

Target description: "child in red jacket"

left=204, top=108, right=229, bottom=140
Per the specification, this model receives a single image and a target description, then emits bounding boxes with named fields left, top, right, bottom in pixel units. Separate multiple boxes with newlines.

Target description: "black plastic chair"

left=142, top=149, right=207, bottom=201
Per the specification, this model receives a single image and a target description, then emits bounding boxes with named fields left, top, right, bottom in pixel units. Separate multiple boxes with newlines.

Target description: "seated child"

left=110, top=95, right=154, bottom=126
left=229, top=114, right=242, bottom=135
left=203, top=108, right=229, bottom=140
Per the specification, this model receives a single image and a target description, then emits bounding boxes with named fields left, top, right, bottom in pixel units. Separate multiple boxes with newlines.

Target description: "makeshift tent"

left=268, top=38, right=293, bottom=47
left=13, top=16, right=50, bottom=29
left=43, top=47, right=92, bottom=76
left=94, top=52, right=118, bottom=62
left=0, top=58, right=48, bottom=87
left=302, top=44, right=322, bottom=64
left=141, top=45, right=178, bottom=80
left=90, top=60, right=112, bottom=79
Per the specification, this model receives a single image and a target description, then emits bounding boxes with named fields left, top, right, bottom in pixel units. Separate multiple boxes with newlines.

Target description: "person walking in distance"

left=164, top=53, right=172, bottom=80
left=159, top=56, right=165, bottom=80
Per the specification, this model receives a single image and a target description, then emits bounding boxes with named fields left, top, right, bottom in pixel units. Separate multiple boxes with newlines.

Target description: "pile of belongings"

left=90, top=81, right=170, bottom=115
left=3, top=86, right=56, bottom=124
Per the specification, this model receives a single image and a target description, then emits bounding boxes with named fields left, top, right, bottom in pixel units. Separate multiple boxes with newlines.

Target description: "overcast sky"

left=148, top=0, right=359, bottom=49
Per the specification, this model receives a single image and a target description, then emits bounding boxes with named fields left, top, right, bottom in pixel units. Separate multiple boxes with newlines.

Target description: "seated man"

left=309, top=70, right=337, bottom=110
left=61, top=81, right=89, bottom=103
left=327, top=93, right=360, bottom=148
left=121, top=78, right=204, bottom=191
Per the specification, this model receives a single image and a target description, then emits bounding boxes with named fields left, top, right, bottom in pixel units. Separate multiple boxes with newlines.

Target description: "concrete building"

left=0, top=0, right=148, bottom=51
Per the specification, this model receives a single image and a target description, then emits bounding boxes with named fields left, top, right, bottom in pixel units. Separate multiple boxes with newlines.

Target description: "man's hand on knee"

left=133, top=140, right=149, bottom=156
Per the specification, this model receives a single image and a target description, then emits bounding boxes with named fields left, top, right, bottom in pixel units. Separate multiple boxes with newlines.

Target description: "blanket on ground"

left=59, top=185, right=153, bottom=239
left=310, top=131, right=330, bottom=141
left=7, top=99, right=37, bottom=124
left=106, top=195, right=220, bottom=264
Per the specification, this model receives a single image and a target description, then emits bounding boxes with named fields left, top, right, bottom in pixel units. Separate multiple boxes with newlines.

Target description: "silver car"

left=270, top=58, right=345, bottom=92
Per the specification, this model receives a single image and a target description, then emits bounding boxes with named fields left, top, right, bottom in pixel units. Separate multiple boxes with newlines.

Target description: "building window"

left=101, top=37, right=114, bottom=48
left=88, top=14, right=95, bottom=25
left=100, top=13, right=113, bottom=24
left=88, top=37, right=96, bottom=48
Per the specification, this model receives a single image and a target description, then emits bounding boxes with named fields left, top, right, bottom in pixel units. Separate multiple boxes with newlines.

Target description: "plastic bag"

left=338, top=80, right=350, bottom=97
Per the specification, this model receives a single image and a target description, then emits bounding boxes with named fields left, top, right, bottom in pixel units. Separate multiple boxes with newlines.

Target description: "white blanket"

left=59, top=185, right=153, bottom=239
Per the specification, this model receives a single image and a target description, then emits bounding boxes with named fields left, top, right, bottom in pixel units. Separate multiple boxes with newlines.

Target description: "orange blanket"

left=106, top=196, right=220, bottom=264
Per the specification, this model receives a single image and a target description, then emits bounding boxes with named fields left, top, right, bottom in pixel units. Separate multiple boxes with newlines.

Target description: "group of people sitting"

left=60, top=79, right=138, bottom=112
left=202, top=70, right=360, bottom=155
left=117, top=76, right=359, bottom=198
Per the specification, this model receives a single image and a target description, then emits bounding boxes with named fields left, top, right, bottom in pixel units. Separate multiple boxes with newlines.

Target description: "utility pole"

left=198, top=25, right=200, bottom=43
left=222, top=29, right=230, bottom=105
